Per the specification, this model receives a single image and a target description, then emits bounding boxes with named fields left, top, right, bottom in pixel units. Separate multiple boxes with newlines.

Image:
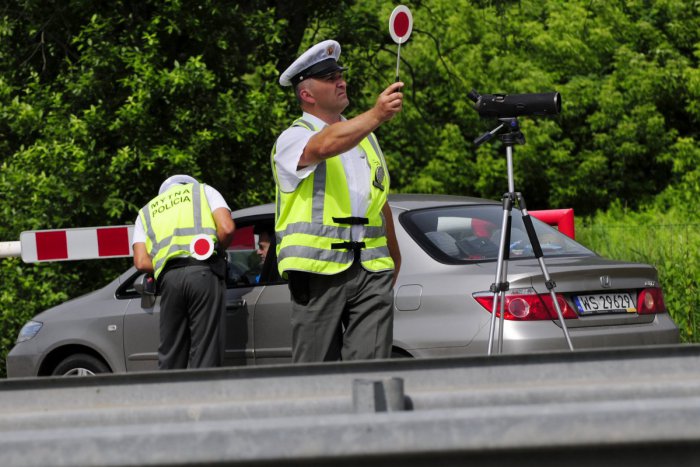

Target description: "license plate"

left=573, top=293, right=637, bottom=315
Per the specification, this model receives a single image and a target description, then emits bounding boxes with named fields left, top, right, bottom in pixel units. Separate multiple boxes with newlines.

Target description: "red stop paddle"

left=389, top=5, right=413, bottom=83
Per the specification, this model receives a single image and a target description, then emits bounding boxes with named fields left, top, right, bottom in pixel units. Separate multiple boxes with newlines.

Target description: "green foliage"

left=344, top=0, right=700, bottom=213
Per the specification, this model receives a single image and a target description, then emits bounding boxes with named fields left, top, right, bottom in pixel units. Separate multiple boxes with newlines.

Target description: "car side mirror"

left=134, top=273, right=157, bottom=309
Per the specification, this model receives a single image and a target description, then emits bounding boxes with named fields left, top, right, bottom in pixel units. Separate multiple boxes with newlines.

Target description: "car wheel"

left=391, top=349, right=412, bottom=359
left=51, top=353, right=111, bottom=376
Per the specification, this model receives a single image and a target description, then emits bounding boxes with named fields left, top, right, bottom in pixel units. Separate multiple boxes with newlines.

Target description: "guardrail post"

left=352, top=377, right=408, bottom=413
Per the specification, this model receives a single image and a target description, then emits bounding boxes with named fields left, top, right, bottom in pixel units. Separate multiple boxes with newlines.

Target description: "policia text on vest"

left=148, top=187, right=193, bottom=219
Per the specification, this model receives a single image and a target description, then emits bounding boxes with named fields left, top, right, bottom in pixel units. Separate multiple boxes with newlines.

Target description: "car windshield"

left=400, top=204, right=595, bottom=264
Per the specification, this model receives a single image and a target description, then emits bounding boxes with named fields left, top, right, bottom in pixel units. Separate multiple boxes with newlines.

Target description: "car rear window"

left=400, top=204, right=594, bottom=264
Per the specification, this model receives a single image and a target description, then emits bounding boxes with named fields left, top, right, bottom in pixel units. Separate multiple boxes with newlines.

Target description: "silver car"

left=6, top=194, right=679, bottom=376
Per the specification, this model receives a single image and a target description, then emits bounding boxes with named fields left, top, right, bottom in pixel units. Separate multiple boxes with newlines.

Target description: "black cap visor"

left=291, top=58, right=347, bottom=86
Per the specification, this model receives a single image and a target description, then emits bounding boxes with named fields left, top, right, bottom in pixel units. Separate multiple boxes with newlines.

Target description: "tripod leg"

left=517, top=194, right=575, bottom=351
left=498, top=289, right=506, bottom=354
left=498, top=213, right=512, bottom=354
left=488, top=193, right=513, bottom=356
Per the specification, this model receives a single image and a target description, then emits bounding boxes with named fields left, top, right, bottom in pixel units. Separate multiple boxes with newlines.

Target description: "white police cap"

left=279, top=39, right=347, bottom=87
left=159, top=174, right=198, bottom=195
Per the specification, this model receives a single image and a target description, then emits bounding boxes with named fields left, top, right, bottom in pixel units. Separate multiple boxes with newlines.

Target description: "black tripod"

left=475, top=118, right=574, bottom=354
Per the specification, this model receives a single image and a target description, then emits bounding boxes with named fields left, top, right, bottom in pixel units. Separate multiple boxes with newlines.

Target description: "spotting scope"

left=468, top=89, right=561, bottom=118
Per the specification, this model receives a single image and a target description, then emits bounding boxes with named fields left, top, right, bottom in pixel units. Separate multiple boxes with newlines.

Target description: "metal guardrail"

left=2, top=344, right=700, bottom=466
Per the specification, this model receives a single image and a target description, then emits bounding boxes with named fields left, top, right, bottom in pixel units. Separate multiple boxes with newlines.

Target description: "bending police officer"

left=132, top=175, right=235, bottom=369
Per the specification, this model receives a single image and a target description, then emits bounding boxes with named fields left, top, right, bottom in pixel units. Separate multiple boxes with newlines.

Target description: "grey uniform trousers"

left=289, top=260, right=394, bottom=362
left=158, top=264, right=226, bottom=369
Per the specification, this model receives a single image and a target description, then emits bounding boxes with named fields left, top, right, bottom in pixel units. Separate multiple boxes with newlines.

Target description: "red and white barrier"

left=1, top=208, right=575, bottom=263
left=530, top=208, right=575, bottom=239
left=19, top=226, right=134, bottom=263
left=0, top=241, right=21, bottom=259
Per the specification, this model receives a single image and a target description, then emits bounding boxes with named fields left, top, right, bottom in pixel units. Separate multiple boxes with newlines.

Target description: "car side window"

left=226, top=225, right=259, bottom=286
left=115, top=271, right=142, bottom=299
left=400, top=204, right=594, bottom=264
left=226, top=221, right=284, bottom=287
left=417, top=212, right=499, bottom=261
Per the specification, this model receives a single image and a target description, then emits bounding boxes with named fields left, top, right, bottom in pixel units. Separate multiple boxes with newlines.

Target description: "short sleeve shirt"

left=273, top=112, right=371, bottom=241
left=132, top=184, right=230, bottom=245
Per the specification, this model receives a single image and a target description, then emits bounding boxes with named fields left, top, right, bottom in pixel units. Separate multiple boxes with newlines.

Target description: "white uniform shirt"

left=132, top=184, right=230, bottom=245
left=274, top=112, right=371, bottom=241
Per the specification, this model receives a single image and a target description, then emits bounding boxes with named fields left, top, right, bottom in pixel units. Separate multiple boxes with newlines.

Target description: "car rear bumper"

left=406, top=313, right=680, bottom=357
left=501, top=313, right=680, bottom=353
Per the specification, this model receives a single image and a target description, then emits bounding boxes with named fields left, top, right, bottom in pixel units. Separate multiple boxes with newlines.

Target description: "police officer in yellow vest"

left=273, top=40, right=403, bottom=362
left=132, top=175, right=235, bottom=369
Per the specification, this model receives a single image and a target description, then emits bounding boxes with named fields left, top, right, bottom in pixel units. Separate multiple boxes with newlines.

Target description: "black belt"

left=163, top=255, right=219, bottom=272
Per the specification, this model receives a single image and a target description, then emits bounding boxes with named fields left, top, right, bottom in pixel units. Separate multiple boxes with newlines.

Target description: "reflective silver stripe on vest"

left=141, top=205, right=157, bottom=250
left=312, top=162, right=326, bottom=223
left=363, top=226, right=386, bottom=239
left=276, top=191, right=281, bottom=220
left=149, top=227, right=218, bottom=254
left=192, top=182, right=203, bottom=234
left=276, top=221, right=386, bottom=241
left=367, top=132, right=383, bottom=162
left=153, top=245, right=191, bottom=274
left=361, top=245, right=391, bottom=262
left=270, top=143, right=281, bottom=218
left=292, top=119, right=326, bottom=224
left=277, top=221, right=352, bottom=241
left=273, top=219, right=385, bottom=244
left=294, top=119, right=314, bottom=130
left=278, top=245, right=353, bottom=265
left=277, top=244, right=390, bottom=268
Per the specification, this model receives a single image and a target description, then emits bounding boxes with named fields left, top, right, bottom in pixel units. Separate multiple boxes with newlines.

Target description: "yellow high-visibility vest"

left=271, top=118, right=393, bottom=276
left=139, top=182, right=218, bottom=279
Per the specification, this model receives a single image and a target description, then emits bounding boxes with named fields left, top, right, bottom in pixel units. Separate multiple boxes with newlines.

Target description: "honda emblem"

left=600, top=275, right=612, bottom=288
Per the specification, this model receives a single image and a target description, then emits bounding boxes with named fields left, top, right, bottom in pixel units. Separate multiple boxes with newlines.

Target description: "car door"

left=227, top=212, right=293, bottom=364
left=121, top=258, right=260, bottom=371
left=121, top=274, right=160, bottom=372
left=223, top=284, right=259, bottom=366
left=252, top=283, right=293, bottom=364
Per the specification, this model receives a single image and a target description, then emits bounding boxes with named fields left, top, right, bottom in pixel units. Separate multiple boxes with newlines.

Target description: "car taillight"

left=473, top=288, right=578, bottom=321
left=637, top=288, right=666, bottom=314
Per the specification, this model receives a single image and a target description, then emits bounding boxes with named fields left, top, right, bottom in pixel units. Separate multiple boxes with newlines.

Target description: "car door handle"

left=228, top=299, right=246, bottom=309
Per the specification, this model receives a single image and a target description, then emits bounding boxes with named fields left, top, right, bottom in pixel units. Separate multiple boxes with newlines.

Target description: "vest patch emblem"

left=373, top=166, right=385, bottom=191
